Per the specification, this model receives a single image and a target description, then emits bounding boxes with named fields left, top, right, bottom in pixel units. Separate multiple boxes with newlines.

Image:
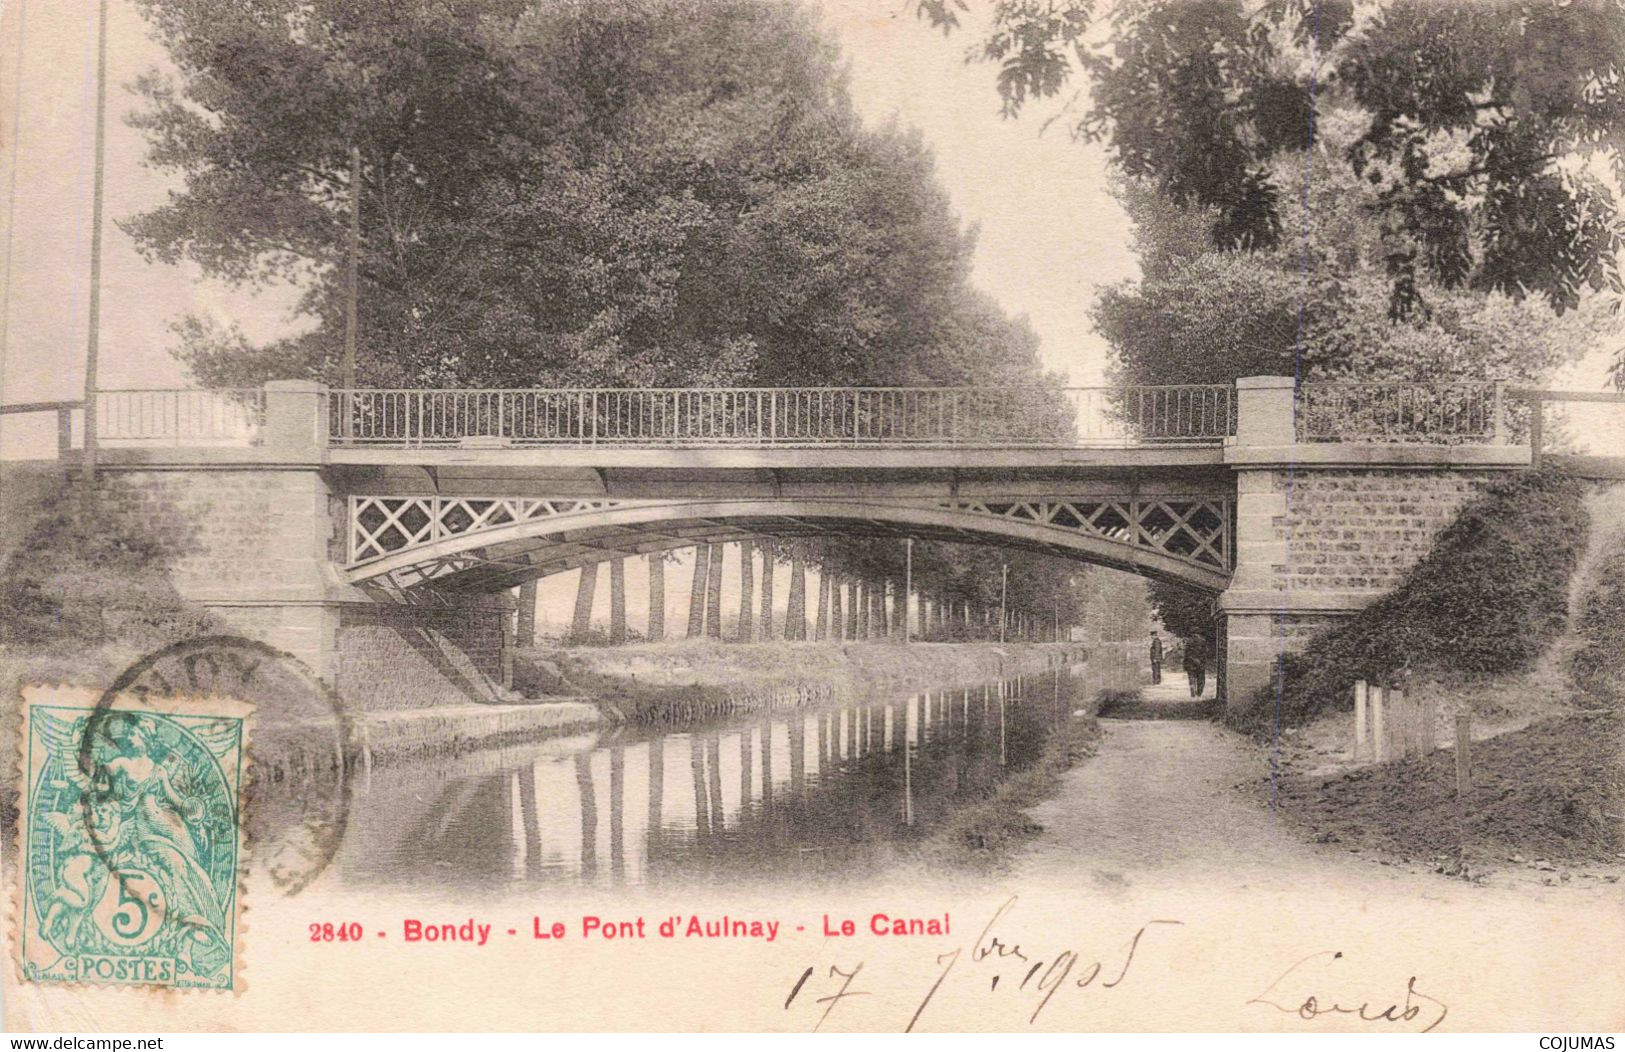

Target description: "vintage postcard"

left=1, top=0, right=1622, bottom=1036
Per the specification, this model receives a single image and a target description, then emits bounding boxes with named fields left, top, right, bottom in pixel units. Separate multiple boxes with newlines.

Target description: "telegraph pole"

left=341, top=144, right=361, bottom=436
left=81, top=0, right=110, bottom=492
left=999, top=563, right=1008, bottom=644
left=903, top=538, right=913, bottom=644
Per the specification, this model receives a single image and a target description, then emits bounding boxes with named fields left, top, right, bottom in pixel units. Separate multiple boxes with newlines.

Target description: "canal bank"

left=313, top=641, right=1088, bottom=765
left=523, top=639, right=1087, bottom=723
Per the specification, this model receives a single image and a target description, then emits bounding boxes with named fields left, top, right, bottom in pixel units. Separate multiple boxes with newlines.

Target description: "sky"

left=0, top=0, right=1135, bottom=460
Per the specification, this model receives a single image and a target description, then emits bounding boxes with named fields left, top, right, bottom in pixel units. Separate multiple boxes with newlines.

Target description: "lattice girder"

left=346, top=494, right=1231, bottom=592
left=935, top=498, right=1229, bottom=571
left=348, top=496, right=622, bottom=564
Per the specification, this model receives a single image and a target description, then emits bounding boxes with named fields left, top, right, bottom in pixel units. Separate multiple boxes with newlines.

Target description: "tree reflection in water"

left=319, top=667, right=1092, bottom=890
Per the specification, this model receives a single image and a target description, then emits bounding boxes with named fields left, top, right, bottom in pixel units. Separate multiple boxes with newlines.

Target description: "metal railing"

left=326, top=385, right=1235, bottom=449
left=1511, top=388, right=1625, bottom=473
left=0, top=399, right=80, bottom=455
left=96, top=389, right=265, bottom=446
left=1295, top=381, right=1505, bottom=444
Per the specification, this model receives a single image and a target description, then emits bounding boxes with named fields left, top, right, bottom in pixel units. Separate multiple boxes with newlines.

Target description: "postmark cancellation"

left=14, top=687, right=252, bottom=991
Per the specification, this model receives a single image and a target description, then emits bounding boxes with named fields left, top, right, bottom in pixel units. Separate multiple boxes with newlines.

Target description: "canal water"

left=318, top=663, right=1116, bottom=891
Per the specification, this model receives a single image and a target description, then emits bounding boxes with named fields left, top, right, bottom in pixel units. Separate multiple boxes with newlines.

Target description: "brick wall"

left=1260, top=468, right=1499, bottom=596
left=335, top=598, right=511, bottom=711
left=101, top=468, right=512, bottom=702
left=1222, top=466, right=1507, bottom=705
left=99, top=469, right=335, bottom=601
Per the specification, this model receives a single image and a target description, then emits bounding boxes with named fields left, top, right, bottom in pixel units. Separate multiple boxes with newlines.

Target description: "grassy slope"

left=1227, top=469, right=1591, bottom=735
left=1256, top=482, right=1625, bottom=867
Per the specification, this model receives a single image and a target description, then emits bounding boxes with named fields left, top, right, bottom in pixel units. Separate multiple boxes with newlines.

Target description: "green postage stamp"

left=17, top=688, right=252, bottom=990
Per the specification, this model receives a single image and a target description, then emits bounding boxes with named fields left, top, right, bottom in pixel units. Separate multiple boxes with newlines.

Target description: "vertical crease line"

left=1276, top=0, right=1322, bottom=827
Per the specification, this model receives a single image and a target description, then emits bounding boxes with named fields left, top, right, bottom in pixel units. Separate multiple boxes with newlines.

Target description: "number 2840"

left=308, top=922, right=364, bottom=942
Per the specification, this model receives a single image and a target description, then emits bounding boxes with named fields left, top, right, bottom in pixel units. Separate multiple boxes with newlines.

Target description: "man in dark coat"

left=1182, top=635, right=1209, bottom=697
left=1149, top=632, right=1164, bottom=685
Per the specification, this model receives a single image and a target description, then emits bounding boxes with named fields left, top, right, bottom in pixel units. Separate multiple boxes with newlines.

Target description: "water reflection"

left=324, top=668, right=1088, bottom=889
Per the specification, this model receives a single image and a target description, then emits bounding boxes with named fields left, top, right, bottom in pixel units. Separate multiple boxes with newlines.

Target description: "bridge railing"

left=1295, top=381, right=1505, bottom=444
left=326, top=385, right=1236, bottom=449
left=95, top=388, right=266, bottom=446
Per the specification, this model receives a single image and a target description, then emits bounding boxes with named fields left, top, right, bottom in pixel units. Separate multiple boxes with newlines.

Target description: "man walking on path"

left=1149, top=632, right=1164, bottom=685
left=1183, top=635, right=1209, bottom=697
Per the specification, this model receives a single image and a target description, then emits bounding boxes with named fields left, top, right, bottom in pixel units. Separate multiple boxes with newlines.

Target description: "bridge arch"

left=345, top=495, right=1233, bottom=596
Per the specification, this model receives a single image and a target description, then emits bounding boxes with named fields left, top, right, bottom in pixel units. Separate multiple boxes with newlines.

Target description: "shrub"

left=0, top=478, right=215, bottom=653
left=1570, top=527, right=1625, bottom=708
left=1227, top=468, right=1590, bottom=734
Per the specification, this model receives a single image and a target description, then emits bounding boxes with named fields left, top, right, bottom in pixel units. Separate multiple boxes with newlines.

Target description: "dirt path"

left=1018, top=713, right=1427, bottom=893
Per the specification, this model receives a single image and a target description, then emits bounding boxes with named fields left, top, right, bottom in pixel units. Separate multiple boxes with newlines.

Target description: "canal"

left=309, top=664, right=1113, bottom=891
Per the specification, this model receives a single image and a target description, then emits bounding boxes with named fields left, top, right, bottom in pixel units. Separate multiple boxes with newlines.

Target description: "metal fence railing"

left=325, top=385, right=1236, bottom=449
left=96, top=389, right=265, bottom=446
left=1295, top=381, right=1505, bottom=444
left=1511, top=388, right=1625, bottom=470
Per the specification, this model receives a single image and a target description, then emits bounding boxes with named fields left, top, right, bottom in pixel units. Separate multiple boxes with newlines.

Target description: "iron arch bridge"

left=343, top=492, right=1234, bottom=596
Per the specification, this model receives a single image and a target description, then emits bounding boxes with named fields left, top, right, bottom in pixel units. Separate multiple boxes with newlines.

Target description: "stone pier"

left=1214, top=377, right=1527, bottom=705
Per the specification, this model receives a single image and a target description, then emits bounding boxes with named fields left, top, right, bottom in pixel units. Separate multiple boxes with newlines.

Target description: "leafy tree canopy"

left=916, top=0, right=1625, bottom=324
left=129, top=0, right=1051, bottom=392
left=1097, top=132, right=1616, bottom=389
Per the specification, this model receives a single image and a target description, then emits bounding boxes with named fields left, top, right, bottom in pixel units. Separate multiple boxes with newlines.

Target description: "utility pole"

left=999, top=563, right=1008, bottom=644
left=342, top=144, right=361, bottom=436
left=903, top=538, right=913, bottom=644
left=81, top=0, right=110, bottom=492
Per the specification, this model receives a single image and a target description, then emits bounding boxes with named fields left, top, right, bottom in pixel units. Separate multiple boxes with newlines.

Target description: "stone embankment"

left=325, top=640, right=1082, bottom=765
left=522, top=639, right=1085, bottom=724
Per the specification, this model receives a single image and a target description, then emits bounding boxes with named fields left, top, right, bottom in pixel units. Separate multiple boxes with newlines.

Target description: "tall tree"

left=736, top=543, right=755, bottom=642
left=608, top=557, right=627, bottom=644
left=571, top=563, right=598, bottom=642
left=131, top=0, right=1062, bottom=394
left=786, top=552, right=807, bottom=641
left=758, top=540, right=776, bottom=641
left=686, top=544, right=709, bottom=639
left=647, top=555, right=665, bottom=641
left=704, top=543, right=725, bottom=639
left=916, top=0, right=1625, bottom=334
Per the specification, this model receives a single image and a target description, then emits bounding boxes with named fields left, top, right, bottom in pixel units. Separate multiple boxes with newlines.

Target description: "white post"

left=1354, top=680, right=1368, bottom=761
left=1371, top=685, right=1387, bottom=763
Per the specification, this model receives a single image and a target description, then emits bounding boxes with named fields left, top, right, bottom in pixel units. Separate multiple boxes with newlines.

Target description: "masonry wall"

left=1220, top=466, right=1506, bottom=703
left=99, top=468, right=342, bottom=676
left=1256, top=468, right=1501, bottom=595
left=335, top=598, right=511, bottom=711
left=101, top=467, right=524, bottom=707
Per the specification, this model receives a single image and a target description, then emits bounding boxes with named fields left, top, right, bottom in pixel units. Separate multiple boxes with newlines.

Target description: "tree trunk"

left=758, top=540, right=775, bottom=640
left=854, top=581, right=867, bottom=640
left=813, top=570, right=830, bottom=641
left=869, top=583, right=884, bottom=640
left=516, top=580, right=537, bottom=647
left=847, top=580, right=860, bottom=640
left=647, top=555, right=665, bottom=641
left=736, top=542, right=755, bottom=642
left=786, top=553, right=806, bottom=641
left=686, top=545, right=709, bottom=639
left=829, top=577, right=844, bottom=642
left=609, top=557, right=626, bottom=644
left=891, top=580, right=906, bottom=641
left=704, top=542, right=724, bottom=638
left=571, top=563, right=598, bottom=643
